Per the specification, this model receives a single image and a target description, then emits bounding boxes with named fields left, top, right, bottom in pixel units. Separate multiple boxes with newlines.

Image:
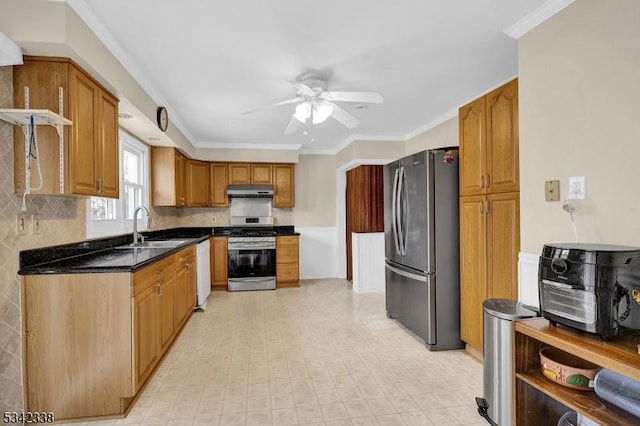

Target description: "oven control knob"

left=551, top=259, right=569, bottom=274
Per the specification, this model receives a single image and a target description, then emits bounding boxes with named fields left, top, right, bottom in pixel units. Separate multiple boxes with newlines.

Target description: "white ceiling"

left=72, top=0, right=547, bottom=153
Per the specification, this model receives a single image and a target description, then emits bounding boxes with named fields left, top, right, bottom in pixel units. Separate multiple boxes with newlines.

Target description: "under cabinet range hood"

left=227, top=185, right=273, bottom=198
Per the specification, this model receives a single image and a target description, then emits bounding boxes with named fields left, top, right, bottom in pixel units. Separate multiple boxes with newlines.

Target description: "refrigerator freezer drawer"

left=385, top=261, right=435, bottom=346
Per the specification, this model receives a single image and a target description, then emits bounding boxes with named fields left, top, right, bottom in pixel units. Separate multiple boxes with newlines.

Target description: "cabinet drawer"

left=133, top=255, right=176, bottom=296
left=277, top=263, right=299, bottom=283
left=276, top=235, right=298, bottom=247
left=175, top=246, right=196, bottom=265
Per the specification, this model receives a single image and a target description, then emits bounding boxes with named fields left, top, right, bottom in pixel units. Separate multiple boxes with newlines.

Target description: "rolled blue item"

left=593, top=368, right=640, bottom=418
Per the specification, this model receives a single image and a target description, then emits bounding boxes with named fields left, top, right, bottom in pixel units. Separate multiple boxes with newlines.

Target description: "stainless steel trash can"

left=476, top=299, right=537, bottom=426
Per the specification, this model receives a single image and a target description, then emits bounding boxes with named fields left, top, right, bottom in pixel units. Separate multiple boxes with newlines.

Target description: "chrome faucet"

left=133, top=206, right=150, bottom=245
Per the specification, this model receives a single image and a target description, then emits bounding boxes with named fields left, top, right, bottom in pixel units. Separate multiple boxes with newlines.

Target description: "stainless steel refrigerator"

left=384, top=149, right=464, bottom=351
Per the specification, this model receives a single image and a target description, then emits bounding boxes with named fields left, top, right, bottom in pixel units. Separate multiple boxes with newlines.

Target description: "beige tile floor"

left=62, top=278, right=486, bottom=426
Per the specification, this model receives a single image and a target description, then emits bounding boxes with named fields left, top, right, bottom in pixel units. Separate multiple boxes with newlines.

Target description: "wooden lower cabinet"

left=276, top=235, right=299, bottom=287
left=175, top=246, right=196, bottom=328
left=210, top=236, right=228, bottom=291
left=460, top=192, right=519, bottom=352
left=21, top=246, right=197, bottom=422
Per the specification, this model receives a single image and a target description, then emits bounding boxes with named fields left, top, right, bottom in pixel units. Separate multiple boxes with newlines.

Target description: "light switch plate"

left=545, top=180, right=560, bottom=201
left=16, top=213, right=28, bottom=235
left=32, top=214, right=42, bottom=234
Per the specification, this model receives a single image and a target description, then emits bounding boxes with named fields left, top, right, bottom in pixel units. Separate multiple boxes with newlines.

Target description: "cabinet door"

left=487, top=192, right=520, bottom=300
left=159, top=274, right=176, bottom=353
left=273, top=164, right=295, bottom=207
left=210, top=237, right=228, bottom=287
left=187, top=256, right=197, bottom=311
left=175, top=151, right=186, bottom=206
left=228, top=163, right=251, bottom=184
left=459, top=97, right=486, bottom=196
left=486, top=79, right=519, bottom=194
left=210, top=163, right=229, bottom=207
left=68, top=67, right=99, bottom=196
left=98, top=90, right=119, bottom=198
left=459, top=195, right=487, bottom=351
left=251, top=163, right=273, bottom=184
left=133, top=284, right=159, bottom=389
left=175, top=263, right=189, bottom=328
left=186, top=160, right=210, bottom=207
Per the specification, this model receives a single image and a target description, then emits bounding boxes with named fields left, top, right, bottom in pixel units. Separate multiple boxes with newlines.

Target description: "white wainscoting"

left=518, top=252, right=540, bottom=307
left=352, top=232, right=385, bottom=293
left=297, top=227, right=338, bottom=279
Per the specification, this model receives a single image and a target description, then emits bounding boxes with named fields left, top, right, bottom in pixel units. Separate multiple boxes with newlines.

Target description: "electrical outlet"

left=568, top=176, right=586, bottom=200
left=32, top=214, right=42, bottom=234
left=16, top=213, right=28, bottom=235
left=545, top=180, right=560, bottom=201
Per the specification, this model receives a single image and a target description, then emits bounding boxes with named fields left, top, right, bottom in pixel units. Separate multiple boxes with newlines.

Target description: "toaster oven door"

left=540, top=279, right=597, bottom=325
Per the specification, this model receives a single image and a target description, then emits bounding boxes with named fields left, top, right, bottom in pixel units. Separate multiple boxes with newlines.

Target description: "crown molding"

left=504, top=0, right=576, bottom=39
left=67, top=0, right=197, bottom=144
left=193, top=141, right=302, bottom=150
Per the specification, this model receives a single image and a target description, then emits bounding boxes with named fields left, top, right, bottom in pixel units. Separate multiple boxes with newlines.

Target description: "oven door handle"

left=228, top=277, right=275, bottom=282
left=228, top=244, right=276, bottom=250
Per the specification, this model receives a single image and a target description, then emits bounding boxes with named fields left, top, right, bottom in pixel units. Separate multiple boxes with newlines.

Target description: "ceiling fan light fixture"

left=312, top=100, right=333, bottom=124
left=293, top=101, right=311, bottom=123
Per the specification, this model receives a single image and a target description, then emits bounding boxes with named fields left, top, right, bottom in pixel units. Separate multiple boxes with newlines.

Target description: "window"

left=86, top=131, right=150, bottom=238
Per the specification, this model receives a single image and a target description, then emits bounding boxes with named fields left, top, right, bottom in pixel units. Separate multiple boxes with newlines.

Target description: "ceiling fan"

left=242, top=74, right=384, bottom=134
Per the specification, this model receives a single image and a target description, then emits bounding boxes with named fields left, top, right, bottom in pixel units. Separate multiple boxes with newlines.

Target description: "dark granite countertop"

left=19, top=226, right=299, bottom=275
left=19, top=227, right=212, bottom=275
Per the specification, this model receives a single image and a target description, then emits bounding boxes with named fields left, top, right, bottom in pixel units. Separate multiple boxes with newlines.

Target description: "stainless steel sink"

left=115, top=239, right=190, bottom=249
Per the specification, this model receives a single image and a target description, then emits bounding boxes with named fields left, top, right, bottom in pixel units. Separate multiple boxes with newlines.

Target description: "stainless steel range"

left=227, top=227, right=276, bottom=291
left=227, top=192, right=277, bottom=291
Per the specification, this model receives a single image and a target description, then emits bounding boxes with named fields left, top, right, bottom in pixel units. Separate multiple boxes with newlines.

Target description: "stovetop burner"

left=227, top=227, right=276, bottom=237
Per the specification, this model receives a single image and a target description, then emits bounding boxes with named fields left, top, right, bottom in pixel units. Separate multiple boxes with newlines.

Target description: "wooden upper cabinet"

left=175, top=151, right=186, bottom=206
left=273, top=163, right=295, bottom=208
left=185, top=159, right=209, bottom=207
left=228, top=163, right=251, bottom=184
left=151, top=147, right=186, bottom=207
left=13, top=57, right=120, bottom=198
left=209, top=163, right=229, bottom=207
left=97, top=90, right=119, bottom=198
left=251, top=163, right=272, bottom=184
left=459, top=78, right=518, bottom=196
left=459, top=97, right=486, bottom=196
left=486, top=80, right=519, bottom=194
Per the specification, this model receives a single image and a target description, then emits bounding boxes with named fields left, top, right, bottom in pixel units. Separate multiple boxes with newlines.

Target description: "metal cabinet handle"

left=480, top=200, right=484, bottom=214
left=485, top=174, right=490, bottom=189
left=96, top=179, right=101, bottom=194
left=480, top=175, right=485, bottom=189
left=485, top=199, right=490, bottom=214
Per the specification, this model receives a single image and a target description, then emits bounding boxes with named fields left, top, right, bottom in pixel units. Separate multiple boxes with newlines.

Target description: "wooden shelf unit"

left=514, top=317, right=640, bottom=426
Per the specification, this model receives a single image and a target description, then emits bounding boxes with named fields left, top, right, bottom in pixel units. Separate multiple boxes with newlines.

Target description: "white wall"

left=518, top=0, right=640, bottom=304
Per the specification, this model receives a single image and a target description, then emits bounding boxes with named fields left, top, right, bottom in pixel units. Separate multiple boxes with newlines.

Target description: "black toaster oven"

left=538, top=243, right=640, bottom=338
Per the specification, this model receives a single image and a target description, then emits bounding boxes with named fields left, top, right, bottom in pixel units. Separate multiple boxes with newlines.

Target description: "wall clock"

left=157, top=106, right=168, bottom=132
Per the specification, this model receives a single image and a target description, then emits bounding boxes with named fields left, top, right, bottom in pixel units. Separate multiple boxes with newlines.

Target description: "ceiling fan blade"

left=284, top=116, right=301, bottom=134
left=241, top=96, right=304, bottom=115
left=322, top=91, right=384, bottom=104
left=330, top=103, right=360, bottom=129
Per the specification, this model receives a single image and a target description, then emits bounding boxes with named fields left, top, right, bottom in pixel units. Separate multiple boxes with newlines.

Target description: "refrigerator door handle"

left=391, top=168, right=401, bottom=255
left=401, top=165, right=409, bottom=256
left=384, top=261, right=427, bottom=283
left=397, top=166, right=406, bottom=256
